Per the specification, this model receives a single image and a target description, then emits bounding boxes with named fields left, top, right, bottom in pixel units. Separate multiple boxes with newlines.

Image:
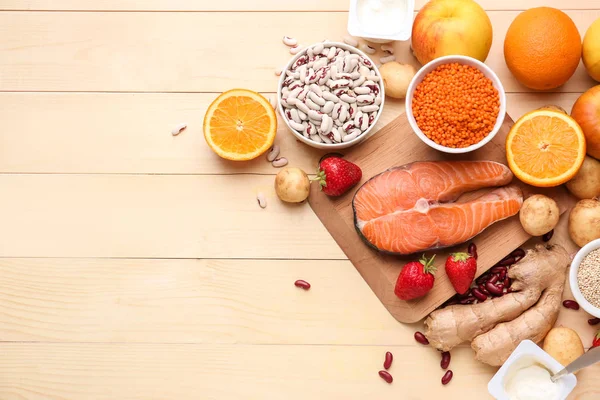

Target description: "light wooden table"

left=1, top=1, right=600, bottom=398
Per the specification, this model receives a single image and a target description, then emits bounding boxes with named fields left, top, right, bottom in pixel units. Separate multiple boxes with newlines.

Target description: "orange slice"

left=203, top=89, right=277, bottom=161
left=506, top=109, right=586, bottom=187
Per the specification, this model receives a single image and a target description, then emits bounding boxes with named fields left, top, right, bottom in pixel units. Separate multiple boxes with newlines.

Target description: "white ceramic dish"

left=569, top=238, right=600, bottom=318
left=347, top=0, right=415, bottom=42
left=405, top=55, right=507, bottom=154
left=488, top=340, right=577, bottom=400
left=277, top=42, right=385, bottom=150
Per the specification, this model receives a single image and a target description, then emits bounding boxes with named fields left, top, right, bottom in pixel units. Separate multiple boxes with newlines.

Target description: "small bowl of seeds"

left=277, top=41, right=385, bottom=150
left=570, top=238, right=600, bottom=318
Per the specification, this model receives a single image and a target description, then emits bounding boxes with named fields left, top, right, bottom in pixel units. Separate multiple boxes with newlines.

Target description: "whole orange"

left=504, top=7, right=581, bottom=90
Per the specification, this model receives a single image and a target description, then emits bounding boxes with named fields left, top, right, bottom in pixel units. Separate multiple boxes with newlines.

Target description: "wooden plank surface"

left=1, top=343, right=599, bottom=400
left=1, top=0, right=598, bottom=11
left=0, top=11, right=598, bottom=93
left=0, top=174, right=344, bottom=259
left=0, top=93, right=582, bottom=174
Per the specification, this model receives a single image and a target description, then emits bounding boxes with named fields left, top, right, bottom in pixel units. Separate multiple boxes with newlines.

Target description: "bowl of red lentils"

left=569, top=238, right=600, bottom=318
left=405, top=55, right=506, bottom=154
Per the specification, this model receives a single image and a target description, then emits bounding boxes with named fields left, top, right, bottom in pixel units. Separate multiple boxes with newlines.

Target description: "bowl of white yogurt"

left=348, top=0, right=415, bottom=42
left=488, top=340, right=577, bottom=400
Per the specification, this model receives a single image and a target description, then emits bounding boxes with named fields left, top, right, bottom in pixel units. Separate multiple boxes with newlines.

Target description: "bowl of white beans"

left=277, top=41, right=385, bottom=150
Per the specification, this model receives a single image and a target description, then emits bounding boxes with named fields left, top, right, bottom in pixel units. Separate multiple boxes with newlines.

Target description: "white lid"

left=347, top=0, right=415, bottom=42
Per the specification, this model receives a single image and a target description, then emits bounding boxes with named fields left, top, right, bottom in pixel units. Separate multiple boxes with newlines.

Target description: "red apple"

left=571, top=85, right=600, bottom=160
left=411, top=0, right=493, bottom=65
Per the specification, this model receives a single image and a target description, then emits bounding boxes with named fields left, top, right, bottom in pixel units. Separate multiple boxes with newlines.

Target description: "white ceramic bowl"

left=277, top=42, right=385, bottom=150
left=405, top=55, right=507, bottom=154
left=569, top=238, right=600, bottom=318
left=488, top=340, right=577, bottom=400
left=347, top=0, right=415, bottom=42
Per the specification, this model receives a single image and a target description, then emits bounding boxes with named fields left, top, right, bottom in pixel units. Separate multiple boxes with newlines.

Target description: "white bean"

left=360, top=105, right=379, bottom=113
left=305, top=98, right=321, bottom=111
left=322, top=101, right=335, bottom=114
left=288, top=87, right=302, bottom=100
left=354, top=86, right=370, bottom=95
left=298, top=110, right=308, bottom=121
left=343, top=36, right=359, bottom=47
left=319, top=133, right=333, bottom=144
left=290, top=108, right=301, bottom=124
left=282, top=36, right=298, bottom=47
left=360, top=114, right=369, bottom=130
left=297, top=87, right=309, bottom=101
left=308, top=110, right=323, bottom=121
left=308, top=91, right=326, bottom=106
left=327, top=46, right=337, bottom=60
left=290, top=45, right=304, bottom=55
left=310, top=134, right=323, bottom=143
left=322, top=91, right=339, bottom=103
left=266, top=145, right=280, bottom=162
left=381, top=44, right=394, bottom=54
left=289, top=120, right=305, bottom=132
left=309, top=83, right=323, bottom=96
left=274, top=68, right=283, bottom=76
left=295, top=101, right=310, bottom=115
left=343, top=130, right=361, bottom=142
left=272, top=158, right=289, bottom=168
left=357, top=94, right=374, bottom=105
left=366, top=75, right=381, bottom=82
left=340, top=94, right=357, bottom=104
left=332, top=127, right=342, bottom=143
left=339, top=105, right=349, bottom=123
left=257, top=192, right=267, bottom=208
left=359, top=43, right=376, bottom=54
left=313, top=43, right=324, bottom=54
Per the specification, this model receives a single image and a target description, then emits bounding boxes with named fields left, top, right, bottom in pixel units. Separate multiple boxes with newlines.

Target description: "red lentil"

left=412, top=63, right=500, bottom=148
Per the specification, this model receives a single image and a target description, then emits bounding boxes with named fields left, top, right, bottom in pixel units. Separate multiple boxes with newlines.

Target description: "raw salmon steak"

left=353, top=161, right=523, bottom=254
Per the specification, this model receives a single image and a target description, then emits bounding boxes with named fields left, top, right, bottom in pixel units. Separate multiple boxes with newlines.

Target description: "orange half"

left=203, top=89, right=277, bottom=161
left=506, top=109, right=586, bottom=187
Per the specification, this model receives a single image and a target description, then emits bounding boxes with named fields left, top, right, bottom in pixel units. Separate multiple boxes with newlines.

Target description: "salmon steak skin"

left=352, top=161, right=523, bottom=255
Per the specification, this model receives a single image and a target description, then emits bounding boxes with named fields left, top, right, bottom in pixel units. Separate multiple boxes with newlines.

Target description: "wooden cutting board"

left=308, top=112, right=575, bottom=323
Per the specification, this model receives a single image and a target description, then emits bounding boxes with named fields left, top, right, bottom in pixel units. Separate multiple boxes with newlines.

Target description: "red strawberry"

left=394, top=255, right=437, bottom=300
left=592, top=330, right=600, bottom=348
left=445, top=252, right=477, bottom=295
left=313, top=156, right=362, bottom=196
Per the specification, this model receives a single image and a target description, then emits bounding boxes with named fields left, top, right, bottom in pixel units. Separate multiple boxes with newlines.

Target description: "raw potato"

left=519, top=195, right=560, bottom=236
left=379, top=62, right=416, bottom=99
left=569, top=198, right=600, bottom=247
left=274, top=167, right=310, bottom=203
left=566, top=156, right=600, bottom=199
left=543, top=327, right=584, bottom=367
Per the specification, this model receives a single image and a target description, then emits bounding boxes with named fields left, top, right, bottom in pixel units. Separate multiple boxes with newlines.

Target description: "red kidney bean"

left=445, top=299, right=459, bottom=307
left=511, top=248, right=526, bottom=259
left=383, top=351, right=393, bottom=370
left=488, top=275, right=499, bottom=284
left=542, top=230, right=554, bottom=242
left=414, top=331, right=429, bottom=345
left=378, top=370, right=393, bottom=384
left=476, top=274, right=488, bottom=285
left=478, top=284, right=490, bottom=295
left=294, top=280, right=311, bottom=290
left=486, top=282, right=504, bottom=296
left=499, top=257, right=516, bottom=266
left=468, top=242, right=478, bottom=259
left=588, top=318, right=600, bottom=326
left=472, top=288, right=488, bottom=302
left=490, top=266, right=507, bottom=274
left=459, top=297, right=475, bottom=305
left=507, top=287, right=514, bottom=293
left=504, top=276, right=510, bottom=287
left=441, top=370, right=453, bottom=385
left=563, top=300, right=580, bottom=310
left=440, top=351, right=451, bottom=370
left=499, top=270, right=507, bottom=280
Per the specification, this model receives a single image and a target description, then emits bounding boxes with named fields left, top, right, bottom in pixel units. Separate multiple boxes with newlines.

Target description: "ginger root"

left=424, top=244, right=570, bottom=365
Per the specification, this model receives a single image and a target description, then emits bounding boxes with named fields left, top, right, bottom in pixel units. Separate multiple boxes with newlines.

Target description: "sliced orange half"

left=203, top=89, right=277, bottom=161
left=506, top=109, right=586, bottom=187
